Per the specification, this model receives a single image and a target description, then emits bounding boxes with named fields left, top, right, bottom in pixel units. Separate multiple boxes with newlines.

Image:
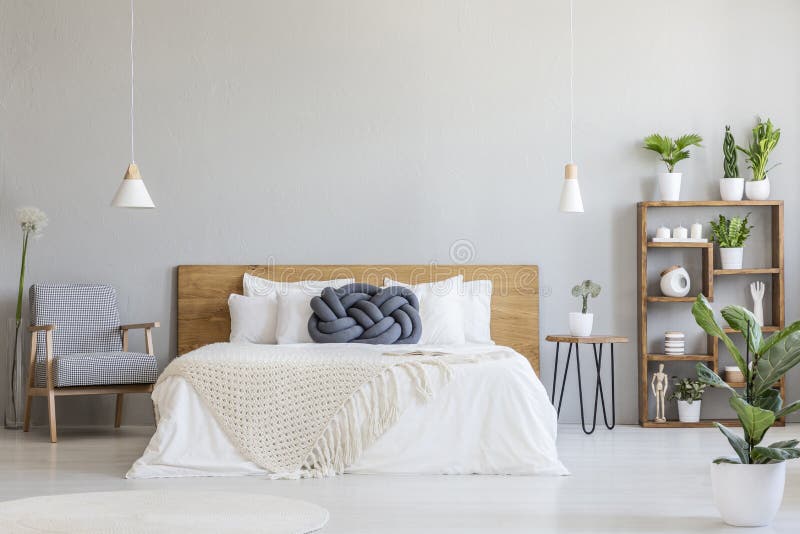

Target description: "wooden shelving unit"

left=637, top=200, right=785, bottom=428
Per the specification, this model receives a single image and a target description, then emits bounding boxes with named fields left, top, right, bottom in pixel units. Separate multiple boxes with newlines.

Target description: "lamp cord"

left=130, top=0, right=135, bottom=164
left=569, top=0, right=574, bottom=164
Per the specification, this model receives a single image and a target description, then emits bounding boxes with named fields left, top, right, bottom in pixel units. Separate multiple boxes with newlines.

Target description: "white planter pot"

left=676, top=400, right=701, bottom=422
left=719, top=247, right=744, bottom=270
left=568, top=312, right=593, bottom=337
left=745, top=177, right=770, bottom=200
left=711, top=461, right=786, bottom=527
left=719, top=178, right=744, bottom=201
left=658, top=172, right=682, bottom=201
left=659, top=266, right=691, bottom=297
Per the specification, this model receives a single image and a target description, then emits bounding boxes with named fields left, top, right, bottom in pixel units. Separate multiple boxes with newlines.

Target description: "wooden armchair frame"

left=23, top=322, right=160, bottom=443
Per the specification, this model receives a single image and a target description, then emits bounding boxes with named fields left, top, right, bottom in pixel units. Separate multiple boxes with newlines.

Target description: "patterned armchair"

left=23, top=284, right=159, bottom=442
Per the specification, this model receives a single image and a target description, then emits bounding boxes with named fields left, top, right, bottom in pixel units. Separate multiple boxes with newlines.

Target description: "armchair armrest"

left=120, top=322, right=160, bottom=331
left=29, top=324, right=56, bottom=332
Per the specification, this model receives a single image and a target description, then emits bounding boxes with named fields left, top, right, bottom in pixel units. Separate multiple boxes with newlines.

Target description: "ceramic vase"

left=711, top=462, right=785, bottom=527
left=658, top=172, right=682, bottom=201
left=676, top=400, right=701, bottom=423
left=745, top=178, right=770, bottom=200
left=719, top=247, right=744, bottom=270
left=568, top=312, right=593, bottom=337
left=719, top=178, right=744, bottom=201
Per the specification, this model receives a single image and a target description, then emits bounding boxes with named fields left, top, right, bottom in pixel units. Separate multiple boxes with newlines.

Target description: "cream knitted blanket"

left=157, top=343, right=488, bottom=478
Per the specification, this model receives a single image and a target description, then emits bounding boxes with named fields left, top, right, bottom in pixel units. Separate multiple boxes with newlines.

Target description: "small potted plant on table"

left=720, top=125, right=744, bottom=201
left=642, top=133, right=703, bottom=201
left=668, top=376, right=706, bottom=422
left=692, top=295, right=800, bottom=527
left=737, top=118, right=780, bottom=200
left=569, top=280, right=601, bottom=337
left=709, top=213, right=753, bottom=270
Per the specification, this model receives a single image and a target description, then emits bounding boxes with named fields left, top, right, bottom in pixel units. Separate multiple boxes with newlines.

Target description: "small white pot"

left=676, top=399, right=701, bottom=422
left=711, top=461, right=786, bottom=527
left=719, top=247, right=744, bottom=270
left=745, top=177, right=770, bottom=200
left=658, top=172, right=682, bottom=201
left=719, top=178, right=744, bottom=201
left=568, top=312, right=593, bottom=337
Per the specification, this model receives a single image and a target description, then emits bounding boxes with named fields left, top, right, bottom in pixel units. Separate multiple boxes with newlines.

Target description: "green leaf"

left=753, top=330, right=800, bottom=396
left=758, top=320, right=800, bottom=354
left=720, top=306, right=762, bottom=354
left=695, top=363, right=736, bottom=394
left=675, top=133, right=703, bottom=150
left=715, top=422, right=750, bottom=464
left=713, top=456, right=741, bottom=464
left=753, top=388, right=782, bottom=413
left=751, top=446, right=800, bottom=464
left=692, top=295, right=747, bottom=373
left=768, top=439, right=799, bottom=449
left=729, top=396, right=775, bottom=446
left=775, top=400, right=800, bottom=419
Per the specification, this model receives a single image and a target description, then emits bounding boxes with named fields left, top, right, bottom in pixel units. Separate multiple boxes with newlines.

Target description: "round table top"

left=545, top=334, right=629, bottom=344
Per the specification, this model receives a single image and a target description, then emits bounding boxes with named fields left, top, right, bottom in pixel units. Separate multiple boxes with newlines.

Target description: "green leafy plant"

left=737, top=118, right=781, bottom=181
left=692, top=295, right=800, bottom=464
left=642, top=133, right=704, bottom=173
left=669, top=376, right=707, bottom=404
left=571, top=280, right=601, bottom=314
left=709, top=213, right=753, bottom=248
left=723, top=125, right=739, bottom=178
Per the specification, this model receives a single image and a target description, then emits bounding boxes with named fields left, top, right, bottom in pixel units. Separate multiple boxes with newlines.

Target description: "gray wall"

left=1, top=0, right=798, bottom=426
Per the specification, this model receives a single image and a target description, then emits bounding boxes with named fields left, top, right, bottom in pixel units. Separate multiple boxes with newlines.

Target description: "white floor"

left=2, top=424, right=799, bottom=533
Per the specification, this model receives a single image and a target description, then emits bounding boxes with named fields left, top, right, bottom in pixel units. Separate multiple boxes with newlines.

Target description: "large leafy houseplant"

left=692, top=295, right=800, bottom=464
left=642, top=133, right=703, bottom=173
left=737, top=118, right=780, bottom=181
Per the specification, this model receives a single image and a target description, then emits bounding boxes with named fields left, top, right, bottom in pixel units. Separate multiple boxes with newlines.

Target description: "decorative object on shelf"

left=750, top=281, right=765, bottom=327
left=720, top=125, right=745, bottom=201
left=672, top=225, right=688, bottom=240
left=655, top=226, right=670, bottom=239
left=558, top=0, right=583, bottom=213
left=738, top=118, right=780, bottom=201
left=660, top=266, right=691, bottom=298
left=724, top=366, right=744, bottom=384
left=111, top=0, right=155, bottom=209
left=690, top=222, right=703, bottom=240
left=664, top=331, right=685, bottom=355
left=642, top=132, right=704, bottom=201
left=568, top=280, right=601, bottom=337
left=692, top=296, right=800, bottom=527
left=651, top=363, right=668, bottom=423
left=5, top=207, right=48, bottom=429
left=545, top=334, right=629, bottom=434
left=710, top=213, right=753, bottom=270
left=668, top=376, right=706, bottom=423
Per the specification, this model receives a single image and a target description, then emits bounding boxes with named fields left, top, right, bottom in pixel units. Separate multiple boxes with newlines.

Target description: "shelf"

left=647, top=354, right=714, bottom=361
left=724, top=380, right=781, bottom=389
left=646, top=296, right=698, bottom=302
left=723, top=326, right=780, bottom=334
left=638, top=200, right=783, bottom=208
left=642, top=418, right=785, bottom=428
left=648, top=242, right=713, bottom=248
left=714, top=268, right=780, bottom=276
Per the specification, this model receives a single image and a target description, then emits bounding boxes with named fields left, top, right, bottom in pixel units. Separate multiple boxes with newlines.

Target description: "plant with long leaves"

left=642, top=133, right=704, bottom=173
left=692, top=295, right=800, bottom=464
left=723, top=125, right=739, bottom=179
left=709, top=213, right=753, bottom=248
left=737, top=118, right=780, bottom=181
left=571, top=280, right=601, bottom=314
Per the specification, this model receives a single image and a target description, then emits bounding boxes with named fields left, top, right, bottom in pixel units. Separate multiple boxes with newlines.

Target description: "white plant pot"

left=658, top=172, right=682, bottom=201
left=719, top=178, right=744, bottom=201
left=711, top=461, right=786, bottom=527
left=676, top=400, right=701, bottom=422
left=719, top=247, right=744, bottom=270
left=745, top=177, right=770, bottom=200
left=568, top=312, right=593, bottom=337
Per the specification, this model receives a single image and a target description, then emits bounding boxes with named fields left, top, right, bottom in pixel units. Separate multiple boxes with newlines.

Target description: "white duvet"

left=127, top=344, right=567, bottom=478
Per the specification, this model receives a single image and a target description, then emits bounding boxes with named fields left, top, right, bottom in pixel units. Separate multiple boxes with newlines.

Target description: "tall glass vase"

left=4, top=317, right=24, bottom=429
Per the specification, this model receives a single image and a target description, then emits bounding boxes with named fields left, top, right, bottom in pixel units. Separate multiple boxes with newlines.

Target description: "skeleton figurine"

left=651, top=363, right=669, bottom=423
left=751, top=281, right=765, bottom=327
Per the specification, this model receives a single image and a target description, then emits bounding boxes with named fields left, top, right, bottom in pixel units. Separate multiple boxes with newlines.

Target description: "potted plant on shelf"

left=709, top=213, right=753, bottom=270
left=642, top=133, right=704, bottom=201
left=692, top=295, right=800, bottom=527
left=569, top=280, right=601, bottom=337
left=737, top=118, right=780, bottom=200
left=720, top=125, right=744, bottom=201
left=668, top=376, right=706, bottom=423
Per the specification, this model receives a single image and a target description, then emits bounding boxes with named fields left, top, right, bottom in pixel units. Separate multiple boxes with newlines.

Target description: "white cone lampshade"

left=111, top=163, right=155, bottom=208
left=559, top=163, right=584, bottom=213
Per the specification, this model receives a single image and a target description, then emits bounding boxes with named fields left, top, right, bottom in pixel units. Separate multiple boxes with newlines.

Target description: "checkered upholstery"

left=30, top=284, right=158, bottom=388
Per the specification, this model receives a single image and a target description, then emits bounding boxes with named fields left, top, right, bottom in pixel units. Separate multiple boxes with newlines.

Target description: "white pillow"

left=384, top=275, right=466, bottom=345
left=463, top=279, right=493, bottom=344
left=275, top=285, right=324, bottom=344
left=241, top=274, right=354, bottom=343
left=228, top=294, right=277, bottom=344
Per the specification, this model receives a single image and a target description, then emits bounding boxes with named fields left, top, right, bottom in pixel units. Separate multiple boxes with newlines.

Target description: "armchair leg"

left=47, top=390, right=57, bottom=443
left=115, top=394, right=124, bottom=428
left=23, top=394, right=32, bottom=432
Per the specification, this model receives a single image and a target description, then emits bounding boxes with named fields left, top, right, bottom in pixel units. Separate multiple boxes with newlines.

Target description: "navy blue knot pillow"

left=308, top=283, right=422, bottom=344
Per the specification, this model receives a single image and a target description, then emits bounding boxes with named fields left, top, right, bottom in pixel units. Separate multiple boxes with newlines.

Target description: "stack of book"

left=664, top=331, right=685, bottom=355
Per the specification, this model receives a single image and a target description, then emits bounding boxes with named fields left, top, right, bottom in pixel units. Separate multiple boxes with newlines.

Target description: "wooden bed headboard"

left=177, top=265, right=539, bottom=372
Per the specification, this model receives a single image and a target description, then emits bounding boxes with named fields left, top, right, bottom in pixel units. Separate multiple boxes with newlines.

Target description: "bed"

left=127, top=265, right=567, bottom=478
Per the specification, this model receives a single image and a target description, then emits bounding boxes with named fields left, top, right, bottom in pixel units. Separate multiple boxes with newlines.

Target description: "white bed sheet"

left=127, top=344, right=567, bottom=478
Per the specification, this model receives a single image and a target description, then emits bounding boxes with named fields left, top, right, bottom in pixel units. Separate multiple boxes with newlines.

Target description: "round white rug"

left=0, top=490, right=329, bottom=533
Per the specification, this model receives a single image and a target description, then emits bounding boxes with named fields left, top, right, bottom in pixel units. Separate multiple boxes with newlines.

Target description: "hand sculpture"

left=750, top=281, right=765, bottom=327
